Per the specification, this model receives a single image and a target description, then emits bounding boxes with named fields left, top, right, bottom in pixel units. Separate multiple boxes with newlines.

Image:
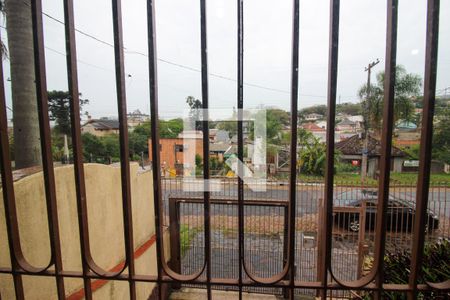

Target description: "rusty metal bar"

left=320, top=0, right=340, bottom=298
left=283, top=205, right=289, bottom=299
left=408, top=0, right=442, bottom=297
left=170, top=197, right=289, bottom=207
left=62, top=0, right=93, bottom=296
left=147, top=0, right=205, bottom=287
left=199, top=0, right=212, bottom=298
left=30, top=0, right=66, bottom=298
left=288, top=0, right=300, bottom=298
left=146, top=0, right=164, bottom=298
left=0, top=31, right=25, bottom=300
left=0, top=265, right=445, bottom=292
left=169, top=198, right=181, bottom=286
left=237, top=0, right=244, bottom=298
left=373, top=1, right=398, bottom=298
left=111, top=0, right=136, bottom=298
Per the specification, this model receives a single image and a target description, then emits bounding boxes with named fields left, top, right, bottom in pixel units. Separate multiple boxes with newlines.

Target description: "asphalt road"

left=162, top=179, right=450, bottom=218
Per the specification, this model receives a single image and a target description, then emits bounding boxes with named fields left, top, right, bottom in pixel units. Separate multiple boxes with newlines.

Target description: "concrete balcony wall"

left=0, top=163, right=169, bottom=299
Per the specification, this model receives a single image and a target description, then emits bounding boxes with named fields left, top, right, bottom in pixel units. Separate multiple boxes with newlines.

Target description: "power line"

left=17, top=1, right=329, bottom=97
left=44, top=45, right=115, bottom=73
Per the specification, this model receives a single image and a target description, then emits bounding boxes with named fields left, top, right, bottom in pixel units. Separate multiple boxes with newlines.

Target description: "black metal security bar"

left=0, top=0, right=448, bottom=300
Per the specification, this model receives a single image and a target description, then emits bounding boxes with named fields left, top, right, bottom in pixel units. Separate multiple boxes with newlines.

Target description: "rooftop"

left=336, top=134, right=406, bottom=157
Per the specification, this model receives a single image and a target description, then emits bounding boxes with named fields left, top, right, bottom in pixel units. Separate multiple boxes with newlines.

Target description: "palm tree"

left=358, top=65, right=422, bottom=136
left=5, top=0, right=42, bottom=168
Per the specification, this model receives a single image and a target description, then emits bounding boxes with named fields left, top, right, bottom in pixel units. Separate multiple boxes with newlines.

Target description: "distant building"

left=336, top=134, right=406, bottom=177
left=301, top=122, right=345, bottom=142
left=209, top=129, right=230, bottom=143
left=347, top=115, right=364, bottom=130
left=336, top=118, right=357, bottom=133
left=178, top=130, right=203, bottom=139
left=148, top=138, right=203, bottom=176
left=316, top=120, right=327, bottom=129
left=81, top=118, right=120, bottom=137
left=304, top=113, right=323, bottom=121
left=210, top=142, right=236, bottom=162
left=127, top=109, right=149, bottom=128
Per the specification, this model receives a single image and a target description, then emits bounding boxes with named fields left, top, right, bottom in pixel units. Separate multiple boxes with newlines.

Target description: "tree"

left=6, top=0, right=42, bottom=168
left=358, top=65, right=421, bottom=134
left=432, top=107, right=450, bottom=164
left=81, top=133, right=104, bottom=161
left=299, top=105, right=327, bottom=117
left=266, top=109, right=290, bottom=143
left=298, top=135, right=327, bottom=176
left=186, top=95, right=202, bottom=130
left=128, top=131, right=148, bottom=157
left=160, top=118, right=183, bottom=138
left=336, top=102, right=362, bottom=116
left=101, top=134, right=121, bottom=161
left=48, top=90, right=89, bottom=135
left=216, top=108, right=237, bottom=138
left=133, top=118, right=183, bottom=139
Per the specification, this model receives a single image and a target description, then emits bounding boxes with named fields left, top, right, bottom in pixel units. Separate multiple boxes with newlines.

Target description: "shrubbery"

left=362, top=239, right=450, bottom=299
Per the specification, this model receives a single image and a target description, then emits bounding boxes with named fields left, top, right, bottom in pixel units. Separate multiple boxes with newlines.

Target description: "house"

left=336, top=118, right=357, bottom=133
left=304, top=113, right=323, bottom=121
left=127, top=109, right=149, bottom=128
left=301, top=122, right=327, bottom=142
left=347, top=115, right=364, bottom=130
left=403, top=159, right=445, bottom=173
left=81, top=118, right=120, bottom=137
left=209, top=142, right=236, bottom=162
left=209, top=129, right=230, bottom=143
left=336, top=134, right=406, bottom=177
left=148, top=138, right=203, bottom=176
left=178, top=130, right=203, bottom=139
left=316, top=120, right=327, bottom=129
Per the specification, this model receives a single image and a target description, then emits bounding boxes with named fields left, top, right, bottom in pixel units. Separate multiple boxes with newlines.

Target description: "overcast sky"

left=1, top=0, right=449, bottom=120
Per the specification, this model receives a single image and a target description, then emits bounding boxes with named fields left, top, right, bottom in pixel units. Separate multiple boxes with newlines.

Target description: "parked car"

left=333, top=189, right=439, bottom=232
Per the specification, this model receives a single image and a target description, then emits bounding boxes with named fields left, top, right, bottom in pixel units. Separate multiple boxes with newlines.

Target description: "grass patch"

left=390, top=172, right=450, bottom=185
left=180, top=224, right=201, bottom=256
left=289, top=172, right=450, bottom=186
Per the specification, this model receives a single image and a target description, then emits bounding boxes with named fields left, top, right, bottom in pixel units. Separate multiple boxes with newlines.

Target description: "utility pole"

left=361, top=59, right=380, bottom=180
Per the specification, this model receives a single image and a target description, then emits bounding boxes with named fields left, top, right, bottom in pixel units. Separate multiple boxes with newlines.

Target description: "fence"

left=0, top=0, right=446, bottom=298
left=162, top=177, right=450, bottom=297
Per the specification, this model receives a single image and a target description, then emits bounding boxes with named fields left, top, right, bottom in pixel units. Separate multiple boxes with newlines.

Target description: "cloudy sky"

left=2, top=0, right=449, bottom=120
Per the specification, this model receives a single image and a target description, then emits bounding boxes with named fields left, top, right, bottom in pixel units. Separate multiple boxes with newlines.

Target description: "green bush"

left=180, top=225, right=200, bottom=256
left=336, top=162, right=360, bottom=173
left=363, top=239, right=450, bottom=299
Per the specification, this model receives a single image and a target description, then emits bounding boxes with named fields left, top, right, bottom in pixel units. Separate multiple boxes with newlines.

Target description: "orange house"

left=148, top=138, right=203, bottom=174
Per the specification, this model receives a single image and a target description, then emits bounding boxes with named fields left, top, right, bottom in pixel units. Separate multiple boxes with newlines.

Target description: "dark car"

left=333, top=189, right=439, bottom=232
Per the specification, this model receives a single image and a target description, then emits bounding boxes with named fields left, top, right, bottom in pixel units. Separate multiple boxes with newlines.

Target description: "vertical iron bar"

left=237, top=0, right=244, bottom=298
left=408, top=0, right=440, bottom=298
left=0, top=32, right=25, bottom=300
left=288, top=0, right=300, bottom=298
left=30, top=0, right=66, bottom=298
left=374, top=0, right=398, bottom=298
left=146, top=0, right=164, bottom=298
left=320, top=0, right=340, bottom=298
left=63, top=0, right=93, bottom=297
left=169, top=198, right=181, bottom=289
left=199, top=0, right=211, bottom=298
left=111, top=0, right=136, bottom=298
left=283, top=205, right=289, bottom=298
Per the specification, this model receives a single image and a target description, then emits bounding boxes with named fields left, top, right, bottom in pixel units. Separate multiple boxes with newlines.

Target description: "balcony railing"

left=0, top=0, right=447, bottom=299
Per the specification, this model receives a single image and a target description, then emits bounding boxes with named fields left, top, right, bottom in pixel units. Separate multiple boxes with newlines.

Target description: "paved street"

left=162, top=179, right=450, bottom=218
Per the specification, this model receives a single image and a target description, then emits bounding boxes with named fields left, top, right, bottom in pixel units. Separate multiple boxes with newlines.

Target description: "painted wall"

left=148, top=138, right=203, bottom=171
left=0, top=163, right=169, bottom=299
